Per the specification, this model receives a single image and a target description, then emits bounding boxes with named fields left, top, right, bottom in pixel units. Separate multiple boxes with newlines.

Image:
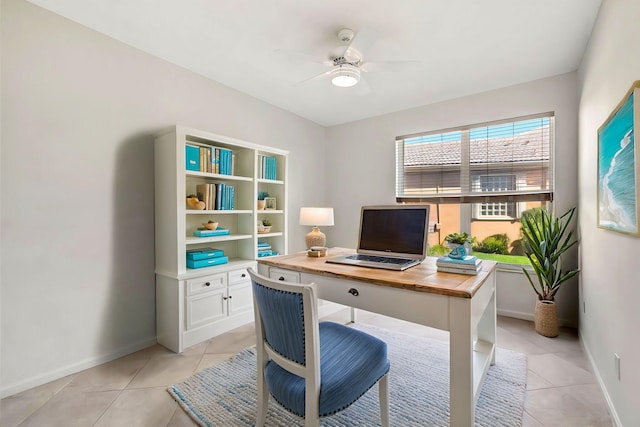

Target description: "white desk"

left=258, top=248, right=497, bottom=427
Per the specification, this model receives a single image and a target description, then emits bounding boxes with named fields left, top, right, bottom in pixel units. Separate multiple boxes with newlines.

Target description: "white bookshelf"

left=154, top=125, right=288, bottom=352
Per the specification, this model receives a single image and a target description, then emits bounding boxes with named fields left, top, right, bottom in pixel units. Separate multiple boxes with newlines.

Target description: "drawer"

left=269, top=268, right=300, bottom=283
left=228, top=268, right=251, bottom=286
left=186, top=273, right=226, bottom=296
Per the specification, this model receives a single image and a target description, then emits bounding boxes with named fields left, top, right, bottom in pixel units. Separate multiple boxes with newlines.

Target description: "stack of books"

left=258, top=155, right=277, bottom=180
left=257, top=241, right=278, bottom=258
left=436, top=255, right=483, bottom=275
left=193, top=227, right=231, bottom=237
left=195, top=183, right=235, bottom=210
left=186, top=247, right=228, bottom=268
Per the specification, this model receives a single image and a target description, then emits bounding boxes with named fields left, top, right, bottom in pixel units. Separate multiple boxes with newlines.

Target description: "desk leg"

left=449, top=297, right=474, bottom=427
left=350, top=307, right=357, bottom=323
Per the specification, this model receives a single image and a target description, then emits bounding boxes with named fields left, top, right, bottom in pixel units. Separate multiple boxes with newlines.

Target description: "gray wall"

left=324, top=73, right=581, bottom=326
left=1, top=0, right=325, bottom=396
left=578, top=0, right=640, bottom=425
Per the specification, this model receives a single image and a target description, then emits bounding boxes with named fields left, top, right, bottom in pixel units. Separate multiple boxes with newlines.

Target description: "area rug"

left=168, top=323, right=527, bottom=426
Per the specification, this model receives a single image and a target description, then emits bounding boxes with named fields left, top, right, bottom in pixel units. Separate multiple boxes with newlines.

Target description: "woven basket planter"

left=535, top=299, right=559, bottom=337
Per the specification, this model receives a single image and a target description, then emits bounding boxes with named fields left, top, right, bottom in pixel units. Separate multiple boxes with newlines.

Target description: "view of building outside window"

left=396, top=115, right=553, bottom=265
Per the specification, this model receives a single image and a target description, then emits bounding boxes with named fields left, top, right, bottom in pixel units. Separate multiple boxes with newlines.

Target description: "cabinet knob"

left=278, top=276, right=285, bottom=281
left=205, top=282, right=211, bottom=287
left=223, top=296, right=228, bottom=300
left=348, top=288, right=359, bottom=296
left=241, top=273, right=246, bottom=278
left=228, top=295, right=233, bottom=299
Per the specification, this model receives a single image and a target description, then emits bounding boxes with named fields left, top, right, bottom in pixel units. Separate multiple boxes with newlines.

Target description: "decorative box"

left=186, top=247, right=225, bottom=261
left=185, top=145, right=200, bottom=171
left=187, top=256, right=229, bottom=269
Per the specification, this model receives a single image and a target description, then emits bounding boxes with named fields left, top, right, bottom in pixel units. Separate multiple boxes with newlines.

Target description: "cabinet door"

left=228, top=282, right=252, bottom=317
left=186, top=288, right=227, bottom=330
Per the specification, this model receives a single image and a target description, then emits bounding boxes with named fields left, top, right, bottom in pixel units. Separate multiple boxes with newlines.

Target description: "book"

left=436, top=261, right=482, bottom=271
left=437, top=265, right=481, bottom=275
left=436, top=256, right=481, bottom=268
left=196, top=184, right=209, bottom=210
left=186, top=247, right=225, bottom=260
left=193, top=227, right=230, bottom=237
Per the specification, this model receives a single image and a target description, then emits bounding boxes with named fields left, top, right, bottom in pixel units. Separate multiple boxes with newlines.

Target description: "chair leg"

left=379, top=374, right=390, bottom=427
left=255, top=368, right=269, bottom=427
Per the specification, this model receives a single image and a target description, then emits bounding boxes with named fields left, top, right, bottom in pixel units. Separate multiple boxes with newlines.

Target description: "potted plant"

left=520, top=206, right=579, bottom=337
left=444, top=232, right=472, bottom=257
left=262, top=219, right=272, bottom=233
left=257, top=191, right=269, bottom=210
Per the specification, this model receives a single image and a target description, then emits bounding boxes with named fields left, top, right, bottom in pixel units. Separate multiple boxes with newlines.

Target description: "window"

left=473, top=175, right=522, bottom=219
left=396, top=113, right=554, bottom=264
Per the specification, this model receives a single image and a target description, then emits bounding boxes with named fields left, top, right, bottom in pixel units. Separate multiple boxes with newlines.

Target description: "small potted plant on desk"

left=444, top=232, right=472, bottom=257
left=520, top=206, right=579, bottom=337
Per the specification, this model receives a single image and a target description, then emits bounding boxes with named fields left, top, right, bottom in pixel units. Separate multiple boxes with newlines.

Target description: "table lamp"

left=299, top=207, right=334, bottom=249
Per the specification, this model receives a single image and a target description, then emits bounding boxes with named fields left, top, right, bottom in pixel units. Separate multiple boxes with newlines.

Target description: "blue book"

left=186, top=247, right=225, bottom=260
left=187, top=256, right=229, bottom=269
left=185, top=145, right=200, bottom=171
left=436, top=256, right=480, bottom=266
left=193, top=227, right=230, bottom=237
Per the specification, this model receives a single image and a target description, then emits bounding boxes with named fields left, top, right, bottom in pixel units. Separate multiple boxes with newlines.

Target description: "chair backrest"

left=248, top=268, right=321, bottom=379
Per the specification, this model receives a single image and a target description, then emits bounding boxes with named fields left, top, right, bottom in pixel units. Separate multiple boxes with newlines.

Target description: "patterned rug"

left=168, top=323, right=527, bottom=426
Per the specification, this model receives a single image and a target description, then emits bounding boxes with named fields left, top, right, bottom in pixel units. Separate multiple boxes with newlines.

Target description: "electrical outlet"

left=614, top=353, right=621, bottom=380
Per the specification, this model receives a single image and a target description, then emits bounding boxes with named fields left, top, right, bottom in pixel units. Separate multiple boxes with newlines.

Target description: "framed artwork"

left=264, top=197, right=277, bottom=210
left=597, top=80, right=640, bottom=236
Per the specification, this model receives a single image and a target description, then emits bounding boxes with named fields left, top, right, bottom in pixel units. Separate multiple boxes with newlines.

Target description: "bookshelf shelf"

left=154, top=125, right=288, bottom=352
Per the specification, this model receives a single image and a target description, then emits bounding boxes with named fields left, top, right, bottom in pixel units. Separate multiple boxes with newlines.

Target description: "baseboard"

left=0, top=335, right=157, bottom=399
left=579, top=331, right=622, bottom=427
left=497, top=308, right=578, bottom=328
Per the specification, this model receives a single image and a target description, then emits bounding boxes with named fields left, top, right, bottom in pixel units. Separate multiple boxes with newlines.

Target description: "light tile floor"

left=1, top=312, right=613, bottom=427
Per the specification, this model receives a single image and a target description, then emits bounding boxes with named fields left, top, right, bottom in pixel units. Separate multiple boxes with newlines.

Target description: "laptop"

left=326, top=205, right=430, bottom=271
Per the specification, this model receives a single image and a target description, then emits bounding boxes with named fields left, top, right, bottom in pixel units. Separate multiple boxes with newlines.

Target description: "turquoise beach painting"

left=598, top=82, right=640, bottom=235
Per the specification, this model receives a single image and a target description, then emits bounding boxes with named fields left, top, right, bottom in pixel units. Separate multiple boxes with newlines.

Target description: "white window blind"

left=396, top=113, right=554, bottom=204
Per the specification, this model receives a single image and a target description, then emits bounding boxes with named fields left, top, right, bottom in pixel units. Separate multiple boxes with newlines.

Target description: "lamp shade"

left=299, top=207, right=334, bottom=226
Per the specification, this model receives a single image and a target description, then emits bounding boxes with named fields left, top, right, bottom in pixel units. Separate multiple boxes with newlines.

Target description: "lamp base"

left=305, top=227, right=326, bottom=249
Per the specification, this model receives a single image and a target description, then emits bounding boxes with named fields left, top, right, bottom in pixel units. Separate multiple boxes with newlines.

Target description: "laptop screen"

left=357, top=205, right=430, bottom=259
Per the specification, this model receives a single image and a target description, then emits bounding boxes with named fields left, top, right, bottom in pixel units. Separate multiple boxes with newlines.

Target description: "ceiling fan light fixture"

left=330, top=64, right=360, bottom=87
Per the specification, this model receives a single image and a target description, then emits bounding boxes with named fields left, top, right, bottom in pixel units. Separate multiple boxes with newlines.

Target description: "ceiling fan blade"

left=294, top=69, right=332, bottom=86
left=272, top=48, right=332, bottom=66
left=354, top=76, right=372, bottom=96
left=361, top=60, right=421, bottom=73
left=337, top=27, right=375, bottom=63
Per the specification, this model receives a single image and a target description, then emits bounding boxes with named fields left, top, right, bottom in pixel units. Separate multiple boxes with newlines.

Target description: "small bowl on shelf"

left=203, top=222, right=219, bottom=230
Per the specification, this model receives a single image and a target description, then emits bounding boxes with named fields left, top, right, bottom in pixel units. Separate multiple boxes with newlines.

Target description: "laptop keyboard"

left=346, top=254, right=413, bottom=265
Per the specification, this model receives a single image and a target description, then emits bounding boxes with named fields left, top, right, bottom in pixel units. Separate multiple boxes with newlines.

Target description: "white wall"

left=577, top=0, right=640, bottom=425
left=0, top=0, right=325, bottom=397
left=324, top=73, right=581, bottom=326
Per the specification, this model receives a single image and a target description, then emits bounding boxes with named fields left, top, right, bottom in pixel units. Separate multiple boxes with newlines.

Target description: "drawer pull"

left=278, top=276, right=285, bottom=281
left=241, top=273, right=246, bottom=278
left=205, top=282, right=211, bottom=287
left=223, top=296, right=228, bottom=300
left=348, top=288, right=359, bottom=296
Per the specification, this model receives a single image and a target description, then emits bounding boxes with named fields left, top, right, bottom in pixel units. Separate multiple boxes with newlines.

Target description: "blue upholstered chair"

left=247, top=268, right=390, bottom=427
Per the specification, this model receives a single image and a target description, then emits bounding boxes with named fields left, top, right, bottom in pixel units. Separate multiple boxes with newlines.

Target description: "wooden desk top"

left=258, top=247, right=497, bottom=299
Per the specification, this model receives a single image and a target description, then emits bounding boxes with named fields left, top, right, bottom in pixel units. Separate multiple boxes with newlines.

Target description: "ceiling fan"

left=287, top=28, right=420, bottom=91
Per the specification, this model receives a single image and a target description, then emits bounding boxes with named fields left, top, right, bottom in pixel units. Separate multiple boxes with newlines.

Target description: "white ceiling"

left=27, top=0, right=602, bottom=127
